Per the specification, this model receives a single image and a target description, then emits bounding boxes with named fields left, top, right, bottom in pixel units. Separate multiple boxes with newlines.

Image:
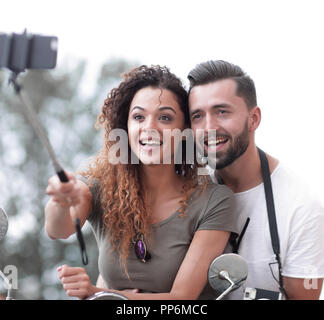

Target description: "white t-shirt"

left=219, top=163, right=324, bottom=299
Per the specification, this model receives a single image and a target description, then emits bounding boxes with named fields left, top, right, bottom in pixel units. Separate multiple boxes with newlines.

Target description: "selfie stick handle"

left=9, top=72, right=88, bottom=265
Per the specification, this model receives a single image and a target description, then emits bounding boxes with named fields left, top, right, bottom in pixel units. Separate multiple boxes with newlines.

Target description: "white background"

left=1, top=0, right=324, bottom=298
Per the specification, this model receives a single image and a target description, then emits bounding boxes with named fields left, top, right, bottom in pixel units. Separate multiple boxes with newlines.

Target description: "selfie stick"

left=9, top=71, right=89, bottom=265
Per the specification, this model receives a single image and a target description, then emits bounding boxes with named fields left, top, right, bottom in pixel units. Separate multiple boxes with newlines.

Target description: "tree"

left=0, top=57, right=138, bottom=299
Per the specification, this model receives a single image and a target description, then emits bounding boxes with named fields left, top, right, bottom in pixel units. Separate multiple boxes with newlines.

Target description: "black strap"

left=217, top=148, right=288, bottom=298
left=258, top=148, right=288, bottom=299
left=258, top=148, right=281, bottom=255
left=230, top=217, right=250, bottom=254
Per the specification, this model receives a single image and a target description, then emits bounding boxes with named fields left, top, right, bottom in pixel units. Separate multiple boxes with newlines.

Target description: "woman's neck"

left=140, top=164, right=183, bottom=200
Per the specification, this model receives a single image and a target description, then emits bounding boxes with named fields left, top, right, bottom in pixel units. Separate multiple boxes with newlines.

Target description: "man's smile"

left=204, top=135, right=230, bottom=153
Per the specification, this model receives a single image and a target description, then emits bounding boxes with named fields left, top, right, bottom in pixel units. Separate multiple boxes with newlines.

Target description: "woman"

left=45, top=65, right=238, bottom=300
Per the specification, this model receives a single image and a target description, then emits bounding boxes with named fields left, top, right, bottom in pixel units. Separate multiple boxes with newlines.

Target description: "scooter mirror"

left=208, top=253, right=248, bottom=299
left=0, top=208, right=8, bottom=241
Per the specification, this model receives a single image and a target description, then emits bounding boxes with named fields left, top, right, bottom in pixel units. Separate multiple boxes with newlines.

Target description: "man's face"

left=189, top=79, right=251, bottom=169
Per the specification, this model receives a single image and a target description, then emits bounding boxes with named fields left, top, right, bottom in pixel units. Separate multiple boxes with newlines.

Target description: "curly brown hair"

left=85, top=65, right=206, bottom=271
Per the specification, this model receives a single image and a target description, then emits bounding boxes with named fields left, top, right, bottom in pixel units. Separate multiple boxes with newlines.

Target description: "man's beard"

left=206, top=121, right=250, bottom=170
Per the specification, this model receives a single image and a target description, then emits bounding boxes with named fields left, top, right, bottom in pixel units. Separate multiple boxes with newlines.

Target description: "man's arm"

left=283, top=277, right=323, bottom=300
left=282, top=197, right=324, bottom=300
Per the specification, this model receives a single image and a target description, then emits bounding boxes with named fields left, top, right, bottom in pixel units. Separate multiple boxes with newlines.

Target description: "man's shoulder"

left=272, top=163, right=315, bottom=198
left=272, top=163, right=324, bottom=217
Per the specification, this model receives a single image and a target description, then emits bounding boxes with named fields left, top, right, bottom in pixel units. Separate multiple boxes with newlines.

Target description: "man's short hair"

left=188, top=60, right=257, bottom=109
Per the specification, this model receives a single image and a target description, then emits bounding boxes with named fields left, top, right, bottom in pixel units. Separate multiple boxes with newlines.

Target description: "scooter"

left=0, top=207, right=248, bottom=300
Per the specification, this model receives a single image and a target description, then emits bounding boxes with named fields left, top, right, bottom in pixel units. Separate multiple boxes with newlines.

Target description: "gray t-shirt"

left=79, top=177, right=238, bottom=299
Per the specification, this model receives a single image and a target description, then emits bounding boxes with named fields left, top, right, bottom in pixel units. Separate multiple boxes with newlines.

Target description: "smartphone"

left=0, top=31, right=58, bottom=72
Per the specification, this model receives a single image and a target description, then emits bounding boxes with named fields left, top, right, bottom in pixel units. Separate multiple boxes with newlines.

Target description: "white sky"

left=1, top=0, right=324, bottom=201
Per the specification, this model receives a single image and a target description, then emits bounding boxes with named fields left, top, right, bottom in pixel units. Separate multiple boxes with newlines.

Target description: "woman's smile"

left=128, top=87, right=184, bottom=165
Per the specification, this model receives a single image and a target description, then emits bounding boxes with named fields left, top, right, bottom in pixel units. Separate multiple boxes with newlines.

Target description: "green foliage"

left=0, top=57, right=138, bottom=299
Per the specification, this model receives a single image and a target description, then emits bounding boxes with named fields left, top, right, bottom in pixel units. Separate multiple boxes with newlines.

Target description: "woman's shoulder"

left=202, top=180, right=234, bottom=203
left=189, top=180, right=238, bottom=234
left=188, top=180, right=234, bottom=216
left=75, top=174, right=103, bottom=223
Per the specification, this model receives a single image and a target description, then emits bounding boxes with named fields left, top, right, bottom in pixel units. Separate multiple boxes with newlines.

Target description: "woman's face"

left=127, top=86, right=185, bottom=165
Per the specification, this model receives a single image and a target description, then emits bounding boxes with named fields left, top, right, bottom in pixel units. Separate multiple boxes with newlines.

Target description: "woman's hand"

left=44, top=173, right=91, bottom=240
left=57, top=265, right=99, bottom=299
left=46, top=173, right=81, bottom=208
left=58, top=265, right=139, bottom=300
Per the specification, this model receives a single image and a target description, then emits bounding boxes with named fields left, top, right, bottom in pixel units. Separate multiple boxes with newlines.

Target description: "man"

left=188, top=60, right=324, bottom=300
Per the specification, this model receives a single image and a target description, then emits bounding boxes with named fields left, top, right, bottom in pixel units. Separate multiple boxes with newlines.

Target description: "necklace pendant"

left=135, top=239, right=147, bottom=262
left=134, top=233, right=151, bottom=263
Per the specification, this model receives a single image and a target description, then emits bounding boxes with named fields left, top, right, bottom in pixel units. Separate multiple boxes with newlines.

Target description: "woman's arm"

left=59, top=229, right=230, bottom=300
left=96, top=274, right=108, bottom=289
left=114, top=229, right=230, bottom=300
left=45, top=173, right=92, bottom=239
